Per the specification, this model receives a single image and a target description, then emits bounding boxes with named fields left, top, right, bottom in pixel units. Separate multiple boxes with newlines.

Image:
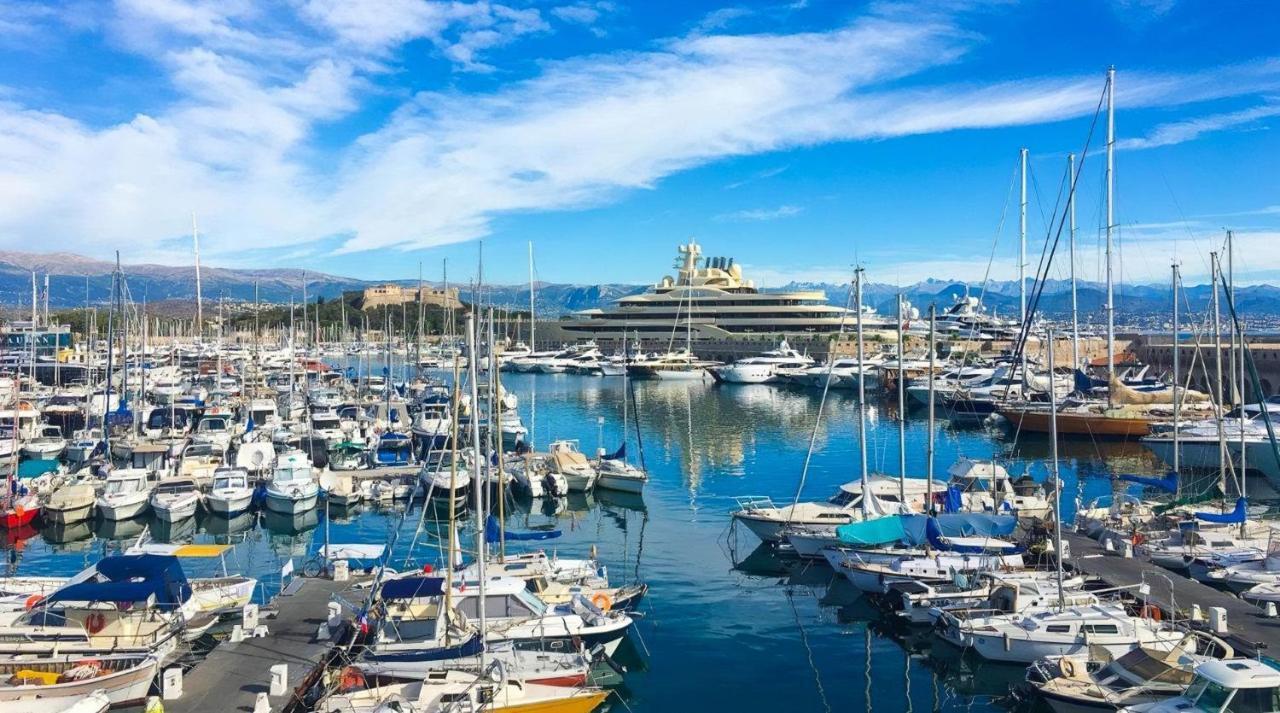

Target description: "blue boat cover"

left=382, top=576, right=446, bottom=600
left=1119, top=471, right=1178, bottom=493
left=485, top=515, right=562, bottom=542
left=1195, top=497, right=1247, bottom=524
left=941, top=485, right=964, bottom=513
left=924, top=517, right=1024, bottom=554
left=605, top=444, right=626, bottom=461
left=835, top=516, right=907, bottom=546
left=45, top=555, right=191, bottom=611
left=836, top=513, right=1017, bottom=547
left=17, top=459, right=59, bottom=478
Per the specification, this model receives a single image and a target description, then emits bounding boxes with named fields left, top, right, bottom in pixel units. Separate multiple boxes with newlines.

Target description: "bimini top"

left=45, top=554, right=191, bottom=611
left=1194, top=659, right=1280, bottom=689
left=381, top=576, right=446, bottom=600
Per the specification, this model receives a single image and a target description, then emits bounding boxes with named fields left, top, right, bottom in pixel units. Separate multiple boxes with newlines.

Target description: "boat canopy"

left=1196, top=497, right=1248, bottom=524
left=45, top=554, right=191, bottom=611
left=924, top=517, right=1023, bottom=554
left=381, top=576, right=446, bottom=600
left=836, top=514, right=1017, bottom=547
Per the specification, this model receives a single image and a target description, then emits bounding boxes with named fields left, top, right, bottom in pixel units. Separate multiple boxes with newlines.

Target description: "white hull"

left=596, top=472, right=645, bottom=494
left=265, top=490, right=319, bottom=514
left=96, top=497, right=149, bottom=521
left=205, top=491, right=254, bottom=515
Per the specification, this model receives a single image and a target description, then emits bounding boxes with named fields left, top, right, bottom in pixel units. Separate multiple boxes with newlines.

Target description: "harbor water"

left=5, top=373, right=1202, bottom=711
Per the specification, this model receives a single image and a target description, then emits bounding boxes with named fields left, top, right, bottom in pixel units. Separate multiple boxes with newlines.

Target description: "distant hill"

left=10, top=249, right=1274, bottom=321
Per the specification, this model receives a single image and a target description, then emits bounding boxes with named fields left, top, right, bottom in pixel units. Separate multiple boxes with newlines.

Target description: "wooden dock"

left=1064, top=531, right=1280, bottom=657
left=168, top=575, right=355, bottom=713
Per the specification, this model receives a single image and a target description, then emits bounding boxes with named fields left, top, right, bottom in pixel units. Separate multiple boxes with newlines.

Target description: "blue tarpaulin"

left=485, top=515, right=562, bottom=542
left=835, top=516, right=908, bottom=546
left=381, top=577, right=446, bottom=600
left=1196, top=497, right=1248, bottom=524
left=45, top=554, right=191, bottom=611
left=836, top=513, right=1016, bottom=548
left=941, top=486, right=964, bottom=513
left=1119, top=471, right=1178, bottom=493
left=605, top=444, right=626, bottom=461
left=924, top=517, right=1024, bottom=554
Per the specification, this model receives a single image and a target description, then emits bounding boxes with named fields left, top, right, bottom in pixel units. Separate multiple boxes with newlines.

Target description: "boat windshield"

left=105, top=478, right=140, bottom=495
left=1191, top=679, right=1234, bottom=713
left=1221, top=686, right=1280, bottom=713
left=213, top=476, right=242, bottom=489
left=828, top=489, right=857, bottom=507
left=199, top=418, right=229, bottom=432
left=314, top=418, right=340, bottom=430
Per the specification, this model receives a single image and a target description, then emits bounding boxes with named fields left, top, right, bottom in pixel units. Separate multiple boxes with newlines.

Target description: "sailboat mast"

left=1048, top=329, right=1064, bottom=609
left=927, top=306, right=936, bottom=513
left=1019, top=147, right=1028, bottom=328
left=1068, top=153, right=1080, bottom=371
left=1105, top=66, right=1116, bottom=397
left=1230, top=230, right=1247, bottom=480
left=896, top=294, right=907, bottom=506
left=193, top=212, right=203, bottom=341
left=466, top=313, right=487, bottom=667
left=855, top=269, right=869, bottom=518
left=1172, top=262, right=1181, bottom=485
left=528, top=242, right=536, bottom=352
left=1211, top=252, right=1229, bottom=501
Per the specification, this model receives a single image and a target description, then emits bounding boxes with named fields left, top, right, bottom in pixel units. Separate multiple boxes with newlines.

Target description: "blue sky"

left=1, top=0, right=1278, bottom=287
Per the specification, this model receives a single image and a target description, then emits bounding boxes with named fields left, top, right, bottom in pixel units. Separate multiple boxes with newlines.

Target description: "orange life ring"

left=590, top=593, right=612, bottom=612
left=339, top=666, right=366, bottom=692
left=1132, top=532, right=1146, bottom=546
left=85, top=612, right=107, bottom=634
left=23, top=594, right=41, bottom=610
left=1141, top=605, right=1162, bottom=621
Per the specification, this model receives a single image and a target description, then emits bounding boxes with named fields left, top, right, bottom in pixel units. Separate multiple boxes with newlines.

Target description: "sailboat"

left=939, top=324, right=1183, bottom=664
left=321, top=315, right=612, bottom=713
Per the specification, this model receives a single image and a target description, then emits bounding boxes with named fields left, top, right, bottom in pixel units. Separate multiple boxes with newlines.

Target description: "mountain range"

left=5, top=250, right=1274, bottom=321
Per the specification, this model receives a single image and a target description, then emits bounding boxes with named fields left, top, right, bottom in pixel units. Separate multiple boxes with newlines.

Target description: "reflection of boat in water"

left=326, top=502, right=365, bottom=524
left=595, top=488, right=646, bottom=514
left=149, top=513, right=198, bottom=544
left=40, top=519, right=95, bottom=547
left=262, top=508, right=319, bottom=537
left=202, top=510, right=257, bottom=538
left=93, top=514, right=148, bottom=542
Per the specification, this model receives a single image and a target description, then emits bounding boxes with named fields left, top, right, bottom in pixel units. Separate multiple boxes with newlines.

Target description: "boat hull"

left=997, top=408, right=1152, bottom=437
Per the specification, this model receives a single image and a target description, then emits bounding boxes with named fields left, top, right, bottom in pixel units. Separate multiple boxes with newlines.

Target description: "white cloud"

left=1118, top=102, right=1280, bottom=150
left=551, top=2, right=614, bottom=26
left=1, top=2, right=1280, bottom=269
left=715, top=204, right=803, bottom=221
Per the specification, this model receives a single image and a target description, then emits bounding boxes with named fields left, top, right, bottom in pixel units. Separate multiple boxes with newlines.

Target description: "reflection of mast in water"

left=785, top=587, right=831, bottom=713
left=685, top=381, right=699, bottom=510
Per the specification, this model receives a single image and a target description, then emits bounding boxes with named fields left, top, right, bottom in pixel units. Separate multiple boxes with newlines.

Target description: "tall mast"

left=855, top=268, right=870, bottom=518
left=896, top=293, right=906, bottom=506
left=301, top=271, right=308, bottom=353
left=1068, top=153, right=1080, bottom=372
left=1019, top=147, right=1028, bottom=328
left=1048, top=329, right=1063, bottom=609
left=1230, top=230, right=1246, bottom=480
left=528, top=242, right=536, bottom=352
left=466, top=313, right=487, bottom=667
left=193, top=212, right=203, bottom=341
left=927, top=305, right=936, bottom=512
left=1171, top=262, right=1181, bottom=488
left=1105, top=66, right=1116, bottom=398
left=1211, top=252, right=1228, bottom=501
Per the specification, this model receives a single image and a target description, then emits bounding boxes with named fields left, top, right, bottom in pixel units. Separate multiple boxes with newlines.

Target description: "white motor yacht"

left=21, top=424, right=67, bottom=459
left=205, top=467, right=255, bottom=516
left=149, top=478, right=201, bottom=522
left=264, top=450, right=320, bottom=515
left=708, top=340, right=814, bottom=384
left=96, top=469, right=153, bottom=521
left=937, top=603, right=1184, bottom=664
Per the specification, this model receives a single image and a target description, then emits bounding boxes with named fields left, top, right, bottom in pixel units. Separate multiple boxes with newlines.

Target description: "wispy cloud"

left=1, top=2, right=1279, bottom=266
left=1118, top=102, right=1280, bottom=150
left=715, top=204, right=804, bottom=222
left=725, top=165, right=788, bottom=189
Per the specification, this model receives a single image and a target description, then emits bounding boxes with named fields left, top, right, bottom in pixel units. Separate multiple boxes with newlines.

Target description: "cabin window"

left=1225, top=686, right=1280, bottom=713
left=1082, top=624, right=1119, bottom=635
left=828, top=491, right=856, bottom=506
left=1045, top=625, right=1072, bottom=633
left=1194, top=681, right=1234, bottom=713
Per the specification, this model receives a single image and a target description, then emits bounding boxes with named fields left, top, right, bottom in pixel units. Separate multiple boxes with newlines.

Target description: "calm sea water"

left=8, top=373, right=1203, bottom=712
